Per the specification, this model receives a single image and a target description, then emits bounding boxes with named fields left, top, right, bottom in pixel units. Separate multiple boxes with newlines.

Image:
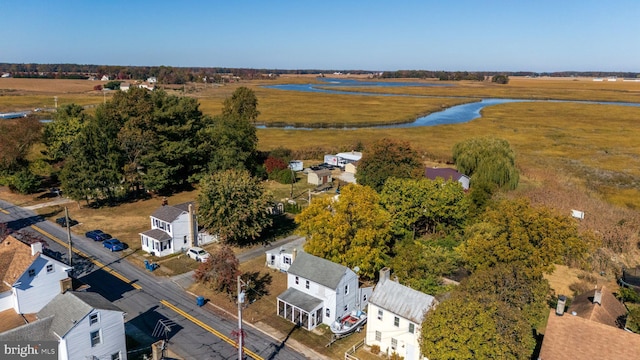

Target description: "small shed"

left=344, top=161, right=358, bottom=174
left=308, top=169, right=332, bottom=186
left=289, top=160, right=303, bottom=172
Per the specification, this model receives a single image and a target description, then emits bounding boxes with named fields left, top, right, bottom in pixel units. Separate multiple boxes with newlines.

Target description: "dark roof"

left=424, top=167, right=466, bottom=181
left=0, top=316, right=56, bottom=342
left=287, top=252, right=352, bottom=289
left=311, top=169, right=332, bottom=177
left=277, top=287, right=323, bottom=312
left=151, top=201, right=194, bottom=222
left=37, top=291, right=123, bottom=338
left=369, top=278, right=437, bottom=323
left=140, top=228, right=173, bottom=241
left=539, top=309, right=640, bottom=360
left=568, top=287, right=627, bottom=328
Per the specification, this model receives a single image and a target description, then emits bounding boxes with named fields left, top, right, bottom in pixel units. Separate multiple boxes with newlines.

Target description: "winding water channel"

left=263, top=79, right=640, bottom=129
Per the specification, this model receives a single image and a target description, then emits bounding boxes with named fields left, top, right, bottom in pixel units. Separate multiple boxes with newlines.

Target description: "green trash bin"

left=196, top=296, right=205, bottom=307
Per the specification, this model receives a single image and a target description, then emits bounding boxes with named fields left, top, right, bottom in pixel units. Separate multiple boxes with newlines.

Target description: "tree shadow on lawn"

left=242, top=271, right=273, bottom=303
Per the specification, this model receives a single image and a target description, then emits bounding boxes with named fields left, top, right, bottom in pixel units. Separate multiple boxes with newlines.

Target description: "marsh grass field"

left=3, top=75, right=640, bottom=272
left=2, top=75, right=640, bottom=357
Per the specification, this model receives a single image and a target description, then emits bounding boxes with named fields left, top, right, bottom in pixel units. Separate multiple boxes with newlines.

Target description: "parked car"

left=103, top=238, right=124, bottom=252
left=187, top=247, right=210, bottom=262
left=56, top=217, right=78, bottom=228
left=85, top=230, right=112, bottom=242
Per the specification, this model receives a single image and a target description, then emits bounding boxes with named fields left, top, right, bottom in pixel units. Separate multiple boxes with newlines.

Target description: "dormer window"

left=295, top=276, right=299, bottom=285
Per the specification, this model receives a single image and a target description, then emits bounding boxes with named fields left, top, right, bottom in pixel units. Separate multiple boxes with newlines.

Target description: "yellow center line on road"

left=31, top=225, right=142, bottom=290
left=160, top=300, right=264, bottom=360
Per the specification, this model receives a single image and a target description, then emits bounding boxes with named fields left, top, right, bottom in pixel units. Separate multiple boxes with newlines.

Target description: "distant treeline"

left=381, top=70, right=640, bottom=80
left=0, top=63, right=637, bottom=84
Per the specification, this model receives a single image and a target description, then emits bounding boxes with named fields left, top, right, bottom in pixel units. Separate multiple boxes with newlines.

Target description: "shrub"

left=616, top=287, right=640, bottom=303
left=9, top=169, right=41, bottom=194
left=370, top=344, right=380, bottom=355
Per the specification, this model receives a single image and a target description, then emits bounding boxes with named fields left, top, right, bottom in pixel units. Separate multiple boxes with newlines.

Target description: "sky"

left=2, top=1, right=639, bottom=72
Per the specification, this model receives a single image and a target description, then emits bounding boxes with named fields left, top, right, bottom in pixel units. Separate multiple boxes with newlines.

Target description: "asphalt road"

left=0, top=199, right=308, bottom=360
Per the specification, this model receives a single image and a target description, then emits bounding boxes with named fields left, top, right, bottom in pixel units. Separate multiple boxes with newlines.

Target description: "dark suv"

left=85, top=230, right=112, bottom=242
left=56, top=217, right=78, bottom=227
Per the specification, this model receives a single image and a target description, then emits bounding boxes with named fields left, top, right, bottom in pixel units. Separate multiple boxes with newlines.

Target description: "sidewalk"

left=23, top=196, right=76, bottom=210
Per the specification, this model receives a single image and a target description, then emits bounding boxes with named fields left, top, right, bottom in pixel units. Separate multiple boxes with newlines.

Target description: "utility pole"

left=237, top=276, right=246, bottom=360
left=65, top=207, right=72, bottom=266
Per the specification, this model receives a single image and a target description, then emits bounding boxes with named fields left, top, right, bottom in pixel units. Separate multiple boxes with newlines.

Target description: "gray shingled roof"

left=151, top=201, right=193, bottom=222
left=37, top=291, right=123, bottom=338
left=277, top=287, right=323, bottom=312
left=369, top=279, right=436, bottom=324
left=287, top=252, right=352, bottom=289
left=140, top=228, right=172, bottom=241
left=0, top=316, right=56, bottom=341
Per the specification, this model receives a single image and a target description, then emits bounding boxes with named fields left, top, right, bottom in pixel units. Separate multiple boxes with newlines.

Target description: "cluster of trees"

left=44, top=86, right=259, bottom=204
left=293, top=137, right=595, bottom=359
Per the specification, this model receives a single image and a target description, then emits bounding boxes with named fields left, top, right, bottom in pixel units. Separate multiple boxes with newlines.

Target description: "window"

left=283, top=256, right=291, bottom=265
left=295, top=276, right=299, bottom=285
left=167, top=224, right=170, bottom=232
left=344, top=305, right=348, bottom=312
left=326, top=308, right=330, bottom=318
left=111, top=352, right=121, bottom=360
left=377, top=309, right=383, bottom=320
left=90, top=313, right=99, bottom=325
left=375, top=331, right=381, bottom=341
left=409, top=323, right=415, bottom=334
left=305, top=280, right=310, bottom=289
left=28, top=269, right=35, bottom=277
left=363, top=294, right=367, bottom=302
left=184, top=235, right=187, bottom=244
left=391, top=338, right=397, bottom=350
left=394, top=316, right=400, bottom=327
left=90, top=330, right=101, bottom=347
left=344, top=284, right=349, bottom=295
left=46, top=264, right=54, bottom=273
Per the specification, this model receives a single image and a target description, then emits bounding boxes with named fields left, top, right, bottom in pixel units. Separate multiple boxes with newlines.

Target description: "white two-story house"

left=0, top=291, right=127, bottom=360
left=276, top=252, right=370, bottom=331
left=140, top=201, right=198, bottom=257
left=0, top=236, right=72, bottom=314
left=366, top=268, right=437, bottom=360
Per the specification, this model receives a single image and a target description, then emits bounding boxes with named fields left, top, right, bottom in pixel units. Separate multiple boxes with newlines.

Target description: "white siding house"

left=265, top=236, right=305, bottom=272
left=0, top=291, right=127, bottom=360
left=0, top=237, right=71, bottom=314
left=276, top=252, right=366, bottom=331
left=140, top=202, right=197, bottom=257
left=366, top=268, right=437, bottom=360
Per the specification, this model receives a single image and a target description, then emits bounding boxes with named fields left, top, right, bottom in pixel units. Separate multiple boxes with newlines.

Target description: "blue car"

left=85, top=230, right=112, bottom=242
left=103, top=238, right=124, bottom=252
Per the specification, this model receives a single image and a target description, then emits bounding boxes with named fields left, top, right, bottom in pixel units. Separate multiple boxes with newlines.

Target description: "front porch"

left=140, top=229, right=175, bottom=257
left=277, top=287, right=324, bottom=331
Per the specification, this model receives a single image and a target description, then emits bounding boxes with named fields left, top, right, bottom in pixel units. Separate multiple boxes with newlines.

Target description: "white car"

left=187, top=247, right=210, bottom=262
